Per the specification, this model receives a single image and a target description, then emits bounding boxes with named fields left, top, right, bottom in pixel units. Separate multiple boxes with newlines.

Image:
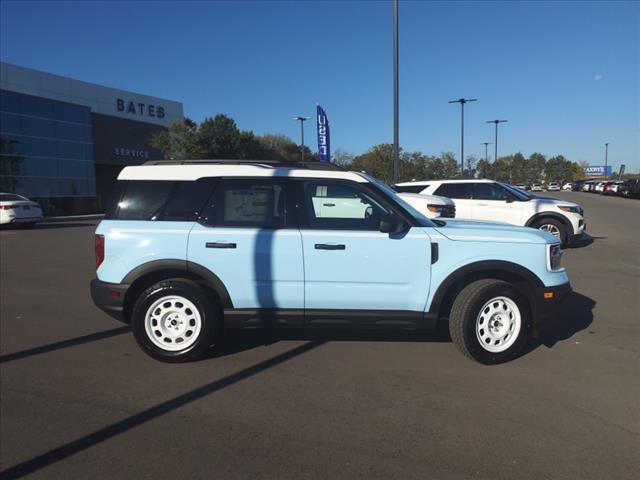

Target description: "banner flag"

left=316, top=105, right=331, bottom=163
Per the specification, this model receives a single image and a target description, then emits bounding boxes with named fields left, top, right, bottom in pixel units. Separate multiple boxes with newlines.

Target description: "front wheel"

left=131, top=278, right=221, bottom=362
left=533, top=217, right=568, bottom=245
left=449, top=279, right=531, bottom=364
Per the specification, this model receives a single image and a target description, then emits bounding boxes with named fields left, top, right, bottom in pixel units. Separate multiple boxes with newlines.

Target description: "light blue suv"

left=91, top=160, right=571, bottom=364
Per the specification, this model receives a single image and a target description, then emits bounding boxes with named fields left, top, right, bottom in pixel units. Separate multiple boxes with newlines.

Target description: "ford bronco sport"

left=91, top=160, right=571, bottom=364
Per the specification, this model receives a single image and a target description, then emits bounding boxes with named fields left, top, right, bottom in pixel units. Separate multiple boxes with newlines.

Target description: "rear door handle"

left=477, top=202, right=488, bottom=206
left=206, top=242, right=237, bottom=249
left=323, top=203, right=336, bottom=207
left=315, top=243, right=345, bottom=250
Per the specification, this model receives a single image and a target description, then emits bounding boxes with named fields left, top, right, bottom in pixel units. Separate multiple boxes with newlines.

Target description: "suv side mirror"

left=379, top=213, right=400, bottom=233
left=506, top=196, right=515, bottom=203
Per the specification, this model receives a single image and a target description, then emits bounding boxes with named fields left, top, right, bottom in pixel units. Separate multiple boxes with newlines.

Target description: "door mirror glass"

left=379, top=213, right=400, bottom=233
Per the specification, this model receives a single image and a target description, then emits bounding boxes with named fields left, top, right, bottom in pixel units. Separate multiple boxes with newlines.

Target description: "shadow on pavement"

left=208, top=325, right=451, bottom=359
left=566, top=234, right=600, bottom=249
left=0, top=327, right=130, bottom=364
left=0, top=340, right=324, bottom=480
left=537, top=291, right=596, bottom=348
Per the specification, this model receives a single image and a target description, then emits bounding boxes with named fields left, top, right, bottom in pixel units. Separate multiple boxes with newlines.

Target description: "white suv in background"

left=392, top=185, right=456, bottom=218
left=394, top=179, right=586, bottom=245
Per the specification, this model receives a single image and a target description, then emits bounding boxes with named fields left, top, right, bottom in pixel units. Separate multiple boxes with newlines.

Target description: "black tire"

left=533, top=217, right=568, bottom=245
left=131, top=278, right=221, bottom=363
left=449, top=279, right=531, bottom=364
left=21, top=222, right=36, bottom=229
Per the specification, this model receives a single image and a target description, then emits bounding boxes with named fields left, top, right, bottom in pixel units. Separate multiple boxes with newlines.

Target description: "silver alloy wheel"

left=144, top=295, right=202, bottom=352
left=475, top=296, right=522, bottom=353
left=539, top=223, right=561, bottom=238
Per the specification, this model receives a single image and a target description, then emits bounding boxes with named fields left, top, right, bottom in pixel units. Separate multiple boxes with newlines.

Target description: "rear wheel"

left=533, top=217, right=567, bottom=245
left=449, top=279, right=531, bottom=364
left=131, top=278, right=221, bottom=362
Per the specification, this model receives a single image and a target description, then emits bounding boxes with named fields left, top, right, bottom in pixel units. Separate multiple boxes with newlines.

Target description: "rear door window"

left=473, top=183, right=509, bottom=200
left=434, top=183, right=472, bottom=199
left=200, top=178, right=287, bottom=228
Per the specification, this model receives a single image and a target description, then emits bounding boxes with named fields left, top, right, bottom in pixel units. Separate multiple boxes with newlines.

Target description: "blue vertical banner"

left=316, top=105, right=331, bottom=163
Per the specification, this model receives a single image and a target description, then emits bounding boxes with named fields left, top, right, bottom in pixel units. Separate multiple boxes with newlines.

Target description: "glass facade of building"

left=0, top=89, right=96, bottom=213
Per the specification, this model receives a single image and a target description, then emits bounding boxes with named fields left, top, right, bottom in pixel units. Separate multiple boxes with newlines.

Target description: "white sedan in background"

left=0, top=193, right=43, bottom=228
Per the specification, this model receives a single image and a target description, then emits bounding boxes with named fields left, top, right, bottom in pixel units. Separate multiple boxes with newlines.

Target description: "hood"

left=530, top=195, right=580, bottom=207
left=397, top=192, right=455, bottom=206
left=434, top=218, right=555, bottom=244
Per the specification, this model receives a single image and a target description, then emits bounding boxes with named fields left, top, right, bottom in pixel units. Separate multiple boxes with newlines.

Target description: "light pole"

left=293, top=116, right=310, bottom=162
left=482, top=142, right=492, bottom=162
left=392, top=0, right=399, bottom=183
left=448, top=98, right=477, bottom=175
left=486, top=120, right=508, bottom=165
left=604, top=142, right=609, bottom=177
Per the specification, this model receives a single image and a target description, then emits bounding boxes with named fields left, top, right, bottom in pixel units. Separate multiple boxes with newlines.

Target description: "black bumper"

left=530, top=282, right=572, bottom=336
left=90, top=279, right=130, bottom=323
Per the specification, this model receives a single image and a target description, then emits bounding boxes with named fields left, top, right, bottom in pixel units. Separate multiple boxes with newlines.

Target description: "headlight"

left=558, top=205, right=583, bottom=215
left=427, top=204, right=455, bottom=218
left=547, top=244, right=564, bottom=272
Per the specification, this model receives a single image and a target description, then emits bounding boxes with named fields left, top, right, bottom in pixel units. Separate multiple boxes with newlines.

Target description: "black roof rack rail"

left=142, top=159, right=345, bottom=171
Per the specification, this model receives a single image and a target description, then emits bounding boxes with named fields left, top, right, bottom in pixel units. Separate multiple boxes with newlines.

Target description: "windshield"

left=366, top=177, right=436, bottom=227
left=500, top=183, right=532, bottom=200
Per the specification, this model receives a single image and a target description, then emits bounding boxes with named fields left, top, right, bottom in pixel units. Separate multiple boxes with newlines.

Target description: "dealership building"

left=0, top=62, right=183, bottom=215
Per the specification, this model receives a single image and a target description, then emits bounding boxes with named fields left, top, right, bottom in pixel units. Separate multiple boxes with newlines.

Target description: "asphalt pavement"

left=1, top=192, right=638, bottom=479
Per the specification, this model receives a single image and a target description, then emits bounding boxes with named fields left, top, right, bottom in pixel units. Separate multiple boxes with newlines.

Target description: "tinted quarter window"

left=108, top=179, right=217, bottom=221
left=201, top=179, right=286, bottom=228
left=103, top=181, right=126, bottom=219
left=158, top=178, right=218, bottom=221
left=434, top=183, right=472, bottom=199
left=115, top=181, right=176, bottom=220
left=473, top=183, right=508, bottom=200
left=301, top=180, right=391, bottom=230
left=393, top=184, right=428, bottom=194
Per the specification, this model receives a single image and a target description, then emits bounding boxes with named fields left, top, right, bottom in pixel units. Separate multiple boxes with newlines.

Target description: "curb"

left=42, top=214, right=104, bottom=223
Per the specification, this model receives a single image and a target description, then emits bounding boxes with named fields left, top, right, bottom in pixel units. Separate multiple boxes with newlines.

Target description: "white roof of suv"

left=396, top=179, right=494, bottom=186
left=119, top=162, right=368, bottom=183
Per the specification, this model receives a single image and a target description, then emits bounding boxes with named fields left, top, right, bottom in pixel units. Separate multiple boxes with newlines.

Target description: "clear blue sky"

left=2, top=1, right=638, bottom=171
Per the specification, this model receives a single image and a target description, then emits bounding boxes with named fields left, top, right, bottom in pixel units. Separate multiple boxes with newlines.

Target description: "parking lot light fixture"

left=293, top=116, right=310, bottom=162
left=605, top=142, right=609, bottom=178
left=482, top=142, right=492, bottom=163
left=486, top=120, right=508, bottom=166
left=449, top=98, right=478, bottom=175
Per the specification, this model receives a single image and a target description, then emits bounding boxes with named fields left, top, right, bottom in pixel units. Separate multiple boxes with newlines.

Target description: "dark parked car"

left=620, top=179, right=640, bottom=199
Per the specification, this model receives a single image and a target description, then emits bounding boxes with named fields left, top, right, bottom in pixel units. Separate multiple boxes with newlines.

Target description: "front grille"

left=440, top=206, right=456, bottom=218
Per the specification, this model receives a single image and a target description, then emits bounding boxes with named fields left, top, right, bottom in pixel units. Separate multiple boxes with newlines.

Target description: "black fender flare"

left=122, top=259, right=233, bottom=309
left=525, top=212, right=570, bottom=229
left=428, top=260, right=544, bottom=315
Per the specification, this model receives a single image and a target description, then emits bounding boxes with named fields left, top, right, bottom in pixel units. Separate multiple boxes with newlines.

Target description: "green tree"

left=150, top=118, right=202, bottom=160
left=352, top=144, right=395, bottom=183
left=475, top=159, right=494, bottom=179
left=526, top=153, right=546, bottom=184
left=332, top=149, right=354, bottom=167
left=441, top=152, right=459, bottom=178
